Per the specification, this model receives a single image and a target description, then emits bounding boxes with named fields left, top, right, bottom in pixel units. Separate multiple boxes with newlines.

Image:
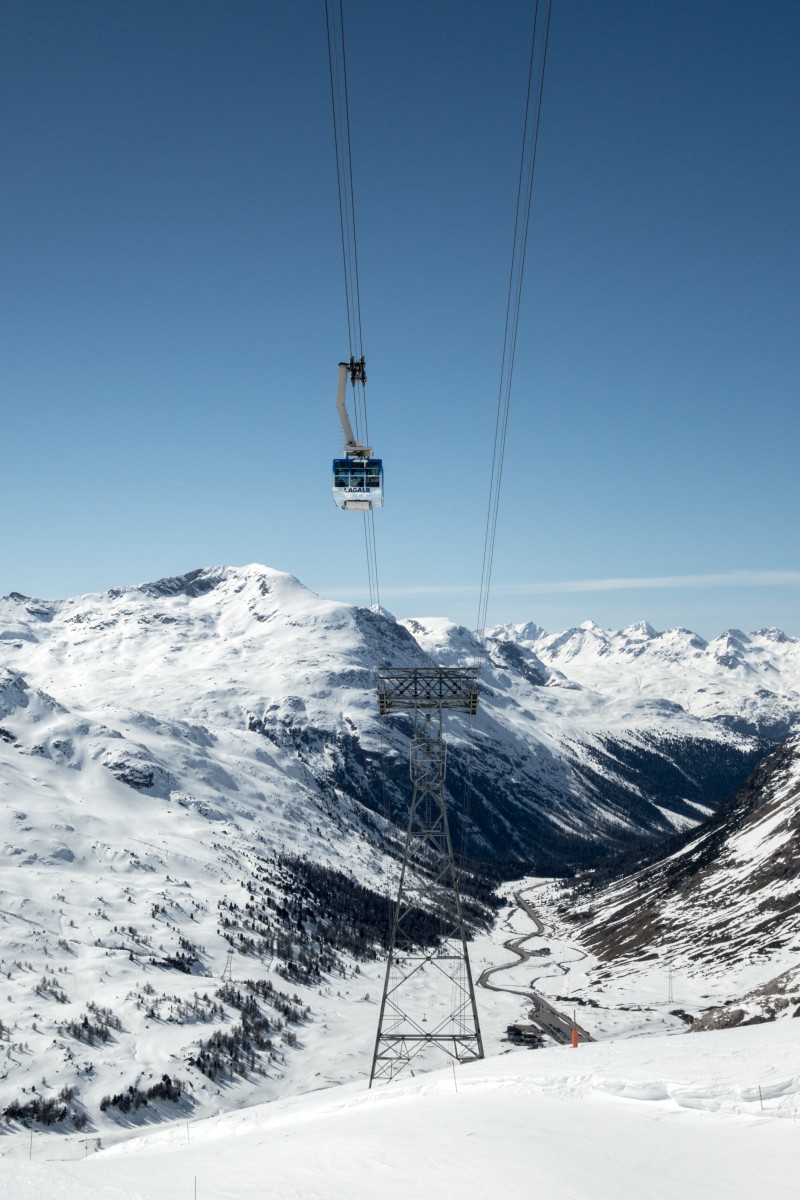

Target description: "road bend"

left=477, top=886, right=592, bottom=1045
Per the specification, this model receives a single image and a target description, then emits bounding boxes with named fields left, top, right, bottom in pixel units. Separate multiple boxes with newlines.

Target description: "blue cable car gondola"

left=332, top=358, right=384, bottom=510
left=332, top=456, right=384, bottom=511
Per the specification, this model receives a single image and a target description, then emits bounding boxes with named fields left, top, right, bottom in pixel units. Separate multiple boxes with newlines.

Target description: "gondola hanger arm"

left=336, top=357, right=372, bottom=458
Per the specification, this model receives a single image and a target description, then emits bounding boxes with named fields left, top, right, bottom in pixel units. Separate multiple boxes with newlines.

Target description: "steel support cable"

left=326, top=0, right=370, bottom=451
left=475, top=0, right=551, bottom=644
left=337, top=0, right=365, bottom=361
left=362, top=509, right=382, bottom=611
left=367, top=509, right=381, bottom=609
left=479, top=20, right=550, bottom=637
left=460, top=0, right=552, bottom=877
left=334, top=0, right=368, bottom=448
left=328, top=0, right=372, bottom=457
left=327, top=1, right=373, bottom=453
left=325, top=4, right=386, bottom=934
left=325, top=0, right=381, bottom=613
left=325, top=0, right=361, bottom=360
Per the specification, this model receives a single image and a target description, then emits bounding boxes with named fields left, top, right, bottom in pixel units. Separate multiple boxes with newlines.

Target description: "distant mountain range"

left=490, top=617, right=800, bottom=740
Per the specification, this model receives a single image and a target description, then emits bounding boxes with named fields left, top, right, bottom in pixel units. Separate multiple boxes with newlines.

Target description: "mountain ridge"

left=2, top=563, right=793, bottom=866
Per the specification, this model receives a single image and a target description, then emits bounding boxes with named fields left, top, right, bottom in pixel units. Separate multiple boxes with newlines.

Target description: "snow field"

left=1, top=1021, right=797, bottom=1199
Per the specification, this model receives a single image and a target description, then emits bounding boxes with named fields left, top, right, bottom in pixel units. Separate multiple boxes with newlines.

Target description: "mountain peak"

left=719, top=628, right=751, bottom=645
left=754, top=627, right=792, bottom=644
left=517, top=620, right=547, bottom=641
left=622, top=620, right=659, bottom=639
left=131, top=563, right=308, bottom=601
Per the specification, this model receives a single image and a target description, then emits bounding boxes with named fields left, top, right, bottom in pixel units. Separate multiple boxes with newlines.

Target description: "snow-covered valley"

left=536, top=732, right=800, bottom=1035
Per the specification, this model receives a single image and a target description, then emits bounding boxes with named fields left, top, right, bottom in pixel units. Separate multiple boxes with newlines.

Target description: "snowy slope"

left=543, top=734, right=800, bottom=1029
left=1, top=1021, right=798, bottom=1200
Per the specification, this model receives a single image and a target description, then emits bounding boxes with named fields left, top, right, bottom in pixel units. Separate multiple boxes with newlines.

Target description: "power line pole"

left=370, top=667, right=484, bottom=1086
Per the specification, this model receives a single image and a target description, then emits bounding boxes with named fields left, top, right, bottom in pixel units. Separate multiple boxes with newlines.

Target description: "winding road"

left=477, top=886, right=592, bottom=1045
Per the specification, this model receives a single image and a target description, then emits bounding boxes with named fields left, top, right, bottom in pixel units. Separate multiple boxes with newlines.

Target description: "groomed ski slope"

left=3, top=1020, right=797, bottom=1199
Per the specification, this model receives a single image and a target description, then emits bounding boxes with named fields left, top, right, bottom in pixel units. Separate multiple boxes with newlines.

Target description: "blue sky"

left=2, top=0, right=799, bottom=637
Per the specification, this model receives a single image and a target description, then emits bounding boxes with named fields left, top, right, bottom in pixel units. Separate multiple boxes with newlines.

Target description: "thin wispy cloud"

left=502, top=570, right=800, bottom=595
left=327, top=570, right=800, bottom=599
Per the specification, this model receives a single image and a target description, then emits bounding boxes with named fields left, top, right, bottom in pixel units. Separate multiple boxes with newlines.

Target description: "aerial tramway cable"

left=460, top=0, right=552, bottom=871
left=325, top=2, right=392, bottom=954
left=475, top=0, right=552, bottom=644
left=325, top=0, right=381, bottom=611
left=325, top=0, right=363, bottom=362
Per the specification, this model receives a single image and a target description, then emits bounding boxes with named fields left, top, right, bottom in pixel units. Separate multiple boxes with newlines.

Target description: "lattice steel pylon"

left=370, top=667, right=484, bottom=1086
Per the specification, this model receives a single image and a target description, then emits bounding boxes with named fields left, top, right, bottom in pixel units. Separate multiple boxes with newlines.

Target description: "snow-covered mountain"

left=491, top=617, right=800, bottom=739
left=3, top=564, right=792, bottom=869
left=554, top=733, right=800, bottom=1028
left=2, top=563, right=799, bottom=1129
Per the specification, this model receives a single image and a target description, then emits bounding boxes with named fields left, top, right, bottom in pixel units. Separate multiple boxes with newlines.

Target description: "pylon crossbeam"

left=371, top=1033, right=482, bottom=1082
left=377, top=667, right=479, bottom=715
